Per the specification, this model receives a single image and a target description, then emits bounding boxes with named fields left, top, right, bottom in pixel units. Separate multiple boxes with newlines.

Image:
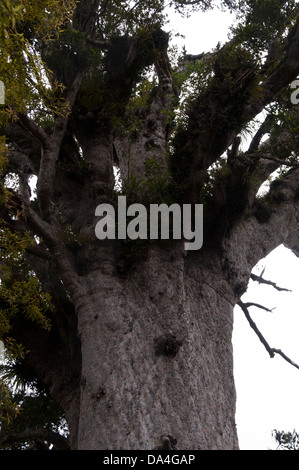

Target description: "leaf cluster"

left=0, top=380, right=20, bottom=427
left=0, top=383, right=67, bottom=450
left=231, top=0, right=299, bottom=54
left=273, top=429, right=299, bottom=450
left=0, top=0, right=77, bottom=121
left=0, top=224, right=53, bottom=343
left=44, top=29, right=101, bottom=88
left=96, top=0, right=165, bottom=37
left=122, top=158, right=173, bottom=206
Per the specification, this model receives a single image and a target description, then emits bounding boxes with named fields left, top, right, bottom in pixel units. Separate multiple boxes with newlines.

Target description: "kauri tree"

left=0, top=0, right=299, bottom=450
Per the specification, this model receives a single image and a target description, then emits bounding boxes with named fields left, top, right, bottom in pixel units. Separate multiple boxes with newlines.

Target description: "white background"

left=168, top=6, right=299, bottom=450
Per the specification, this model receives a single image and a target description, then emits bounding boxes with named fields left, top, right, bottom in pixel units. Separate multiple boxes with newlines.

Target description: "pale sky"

left=168, top=6, right=299, bottom=450
left=233, top=246, right=299, bottom=450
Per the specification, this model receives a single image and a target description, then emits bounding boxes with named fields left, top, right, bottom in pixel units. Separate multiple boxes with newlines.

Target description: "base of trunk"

left=75, top=245, right=239, bottom=450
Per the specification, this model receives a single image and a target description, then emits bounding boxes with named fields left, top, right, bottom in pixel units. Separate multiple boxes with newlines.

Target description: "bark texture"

left=76, top=246, right=238, bottom=450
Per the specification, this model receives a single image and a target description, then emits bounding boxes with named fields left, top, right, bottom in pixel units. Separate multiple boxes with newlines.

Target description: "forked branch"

left=250, top=273, right=291, bottom=292
left=37, top=71, right=84, bottom=220
left=238, top=300, right=299, bottom=370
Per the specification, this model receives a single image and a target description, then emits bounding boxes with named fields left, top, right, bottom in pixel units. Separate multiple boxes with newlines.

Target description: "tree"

left=272, top=429, right=299, bottom=450
left=0, top=365, right=69, bottom=450
left=0, top=0, right=298, bottom=450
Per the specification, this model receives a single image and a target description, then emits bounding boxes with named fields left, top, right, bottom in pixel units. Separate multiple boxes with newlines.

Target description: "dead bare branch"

left=250, top=273, right=291, bottom=292
left=243, top=302, right=275, bottom=313
left=238, top=300, right=299, bottom=370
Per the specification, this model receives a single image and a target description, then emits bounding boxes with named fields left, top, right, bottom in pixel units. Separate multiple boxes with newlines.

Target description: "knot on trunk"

left=156, top=434, right=177, bottom=450
left=154, top=334, right=182, bottom=358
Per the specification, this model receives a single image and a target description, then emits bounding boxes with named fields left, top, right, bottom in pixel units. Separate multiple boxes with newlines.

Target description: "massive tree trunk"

left=12, top=192, right=298, bottom=450
left=71, top=195, right=298, bottom=450
left=76, top=246, right=238, bottom=450
left=1, top=0, right=299, bottom=451
left=11, top=153, right=296, bottom=450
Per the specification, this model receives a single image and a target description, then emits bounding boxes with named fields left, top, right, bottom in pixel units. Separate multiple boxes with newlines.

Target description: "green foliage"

left=0, top=0, right=77, bottom=123
left=44, top=29, right=101, bottom=88
left=0, top=381, right=68, bottom=449
left=123, top=77, right=157, bottom=138
left=122, top=158, right=173, bottom=206
left=0, top=380, right=20, bottom=426
left=0, top=224, right=34, bottom=270
left=197, top=45, right=257, bottom=126
left=170, top=0, right=241, bottom=16
left=231, top=0, right=298, bottom=54
left=173, top=53, right=215, bottom=118
left=272, top=429, right=299, bottom=450
left=0, top=277, right=53, bottom=331
left=266, top=99, right=299, bottom=162
left=116, top=158, right=176, bottom=273
left=170, top=42, right=258, bottom=190
left=96, top=0, right=165, bottom=37
left=0, top=347, right=68, bottom=450
left=0, top=223, right=53, bottom=343
left=200, top=158, right=231, bottom=202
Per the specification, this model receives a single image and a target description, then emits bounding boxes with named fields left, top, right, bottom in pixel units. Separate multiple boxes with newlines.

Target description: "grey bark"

left=11, top=158, right=296, bottom=450
left=2, top=1, right=299, bottom=451
left=76, top=245, right=239, bottom=450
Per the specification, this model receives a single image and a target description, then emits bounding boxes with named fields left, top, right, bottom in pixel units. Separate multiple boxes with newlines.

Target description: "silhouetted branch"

left=243, top=302, right=275, bottom=313
left=238, top=300, right=299, bottom=370
left=0, top=427, right=70, bottom=450
left=250, top=273, right=291, bottom=292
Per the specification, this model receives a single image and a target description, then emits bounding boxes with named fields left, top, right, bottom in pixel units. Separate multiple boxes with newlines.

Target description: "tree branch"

left=173, top=13, right=299, bottom=205
left=221, top=106, right=299, bottom=230
left=250, top=273, right=291, bottom=292
left=25, top=244, right=51, bottom=262
left=255, top=155, right=299, bottom=168
left=243, top=301, right=275, bottom=313
left=246, top=115, right=274, bottom=155
left=73, top=0, right=101, bottom=36
left=86, top=36, right=110, bottom=49
left=222, top=165, right=299, bottom=299
left=237, top=300, right=299, bottom=370
left=17, top=114, right=48, bottom=146
left=6, top=122, right=42, bottom=175
left=6, top=188, right=57, bottom=247
left=244, top=15, right=299, bottom=119
left=0, top=426, right=70, bottom=450
left=37, top=71, right=84, bottom=220
left=114, top=33, right=178, bottom=182
left=5, top=187, right=83, bottom=302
